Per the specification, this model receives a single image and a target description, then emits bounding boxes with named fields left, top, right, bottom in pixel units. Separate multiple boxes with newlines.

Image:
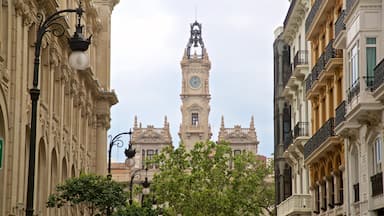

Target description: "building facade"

left=273, top=26, right=294, bottom=209
left=0, top=0, right=118, bottom=215
left=275, top=0, right=313, bottom=215
left=304, top=0, right=346, bottom=213
left=277, top=0, right=384, bottom=215
left=335, top=0, right=384, bottom=215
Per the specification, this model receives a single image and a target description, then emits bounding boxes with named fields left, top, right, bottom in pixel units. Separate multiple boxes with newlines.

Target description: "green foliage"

left=151, top=141, right=275, bottom=216
left=47, top=173, right=128, bottom=216
left=113, top=201, right=159, bottom=216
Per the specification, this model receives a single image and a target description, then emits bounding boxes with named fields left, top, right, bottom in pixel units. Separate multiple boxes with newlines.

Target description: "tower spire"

left=186, top=20, right=205, bottom=58
left=134, top=115, right=138, bottom=128
left=221, top=116, right=225, bottom=129
left=250, top=115, right=255, bottom=129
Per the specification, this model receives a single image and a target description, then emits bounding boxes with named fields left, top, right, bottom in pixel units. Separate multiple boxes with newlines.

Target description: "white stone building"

left=275, top=0, right=313, bottom=215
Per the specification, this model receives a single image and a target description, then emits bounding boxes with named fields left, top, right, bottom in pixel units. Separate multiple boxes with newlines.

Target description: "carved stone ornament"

left=15, top=0, right=35, bottom=26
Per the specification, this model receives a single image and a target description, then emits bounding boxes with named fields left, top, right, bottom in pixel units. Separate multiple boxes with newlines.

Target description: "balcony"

left=306, top=0, right=336, bottom=40
left=353, top=183, right=360, bottom=202
left=334, top=10, right=346, bottom=49
left=335, top=101, right=346, bottom=127
left=305, top=75, right=312, bottom=95
left=304, top=118, right=335, bottom=159
left=371, top=172, right=383, bottom=197
left=347, top=79, right=360, bottom=103
left=293, top=50, right=309, bottom=78
left=276, top=194, right=312, bottom=216
left=307, top=40, right=342, bottom=97
left=305, top=0, right=322, bottom=34
left=373, top=59, right=384, bottom=99
left=294, top=122, right=309, bottom=138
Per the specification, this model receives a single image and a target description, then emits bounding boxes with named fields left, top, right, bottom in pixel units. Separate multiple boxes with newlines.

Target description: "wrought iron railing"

left=311, top=53, right=325, bottom=83
left=305, top=75, right=312, bottom=94
left=305, top=0, right=322, bottom=33
left=304, top=118, right=335, bottom=159
left=363, top=76, right=375, bottom=91
left=284, top=0, right=297, bottom=28
left=347, top=0, right=357, bottom=13
left=324, top=40, right=342, bottom=66
left=373, top=59, right=384, bottom=91
left=335, top=101, right=346, bottom=127
left=371, top=172, right=383, bottom=197
left=335, top=10, right=346, bottom=39
left=294, top=122, right=309, bottom=138
left=353, top=183, right=359, bottom=202
left=347, top=79, right=360, bottom=103
left=293, top=50, right=308, bottom=69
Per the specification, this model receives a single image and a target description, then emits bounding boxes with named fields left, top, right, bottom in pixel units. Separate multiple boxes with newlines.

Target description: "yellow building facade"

left=0, top=0, right=118, bottom=215
left=305, top=0, right=346, bottom=214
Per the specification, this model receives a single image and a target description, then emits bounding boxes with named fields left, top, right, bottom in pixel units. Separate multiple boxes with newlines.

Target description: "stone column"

left=334, top=171, right=341, bottom=204
left=95, top=113, right=109, bottom=175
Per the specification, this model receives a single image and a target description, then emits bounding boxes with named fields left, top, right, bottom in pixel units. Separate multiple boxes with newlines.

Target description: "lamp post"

left=107, top=130, right=133, bottom=179
left=26, top=3, right=91, bottom=216
left=129, top=168, right=150, bottom=205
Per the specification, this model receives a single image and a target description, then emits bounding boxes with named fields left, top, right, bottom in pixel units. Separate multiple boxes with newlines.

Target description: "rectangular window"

left=350, top=43, right=359, bottom=86
left=147, top=149, right=154, bottom=169
left=374, top=137, right=382, bottom=173
left=192, top=113, right=199, bottom=126
left=366, top=38, right=376, bottom=85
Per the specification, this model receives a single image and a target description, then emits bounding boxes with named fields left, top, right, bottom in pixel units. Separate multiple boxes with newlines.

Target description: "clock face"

left=189, top=76, right=201, bottom=89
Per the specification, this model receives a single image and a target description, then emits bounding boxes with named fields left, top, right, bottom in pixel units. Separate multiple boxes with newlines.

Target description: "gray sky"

left=109, top=0, right=290, bottom=161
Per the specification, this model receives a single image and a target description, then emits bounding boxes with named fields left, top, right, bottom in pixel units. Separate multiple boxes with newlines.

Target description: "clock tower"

left=179, top=21, right=212, bottom=151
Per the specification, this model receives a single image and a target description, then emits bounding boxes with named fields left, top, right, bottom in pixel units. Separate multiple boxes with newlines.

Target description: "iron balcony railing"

left=310, top=40, right=341, bottom=86
left=371, top=172, right=383, bottom=197
left=347, top=0, right=357, bottom=13
left=283, top=64, right=293, bottom=89
left=305, top=0, right=322, bottom=33
left=363, top=76, right=375, bottom=91
left=335, top=10, right=346, bottom=39
left=284, top=0, right=297, bottom=28
left=304, top=118, right=335, bottom=159
left=284, top=131, right=293, bottom=151
left=293, top=50, right=309, bottom=69
left=324, top=39, right=342, bottom=66
left=335, top=101, right=346, bottom=127
left=347, top=78, right=360, bottom=103
left=305, top=75, right=312, bottom=94
left=353, top=183, right=359, bottom=202
left=373, top=59, right=384, bottom=91
left=294, top=122, right=309, bottom=138
left=311, top=53, right=325, bottom=83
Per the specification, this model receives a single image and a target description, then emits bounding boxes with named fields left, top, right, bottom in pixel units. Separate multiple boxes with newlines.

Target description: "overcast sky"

left=108, top=0, right=290, bottom=161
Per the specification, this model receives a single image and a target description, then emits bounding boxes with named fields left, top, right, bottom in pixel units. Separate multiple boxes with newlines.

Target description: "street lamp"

left=129, top=168, right=150, bottom=205
left=26, top=3, right=91, bottom=216
left=124, top=135, right=136, bottom=168
left=107, top=130, right=133, bottom=179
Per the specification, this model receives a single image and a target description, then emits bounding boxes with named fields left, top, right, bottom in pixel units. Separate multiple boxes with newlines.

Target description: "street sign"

left=0, top=138, right=3, bottom=169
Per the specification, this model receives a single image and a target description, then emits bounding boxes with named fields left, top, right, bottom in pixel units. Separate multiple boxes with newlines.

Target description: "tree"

left=151, top=141, right=274, bottom=216
left=47, top=173, right=128, bottom=216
